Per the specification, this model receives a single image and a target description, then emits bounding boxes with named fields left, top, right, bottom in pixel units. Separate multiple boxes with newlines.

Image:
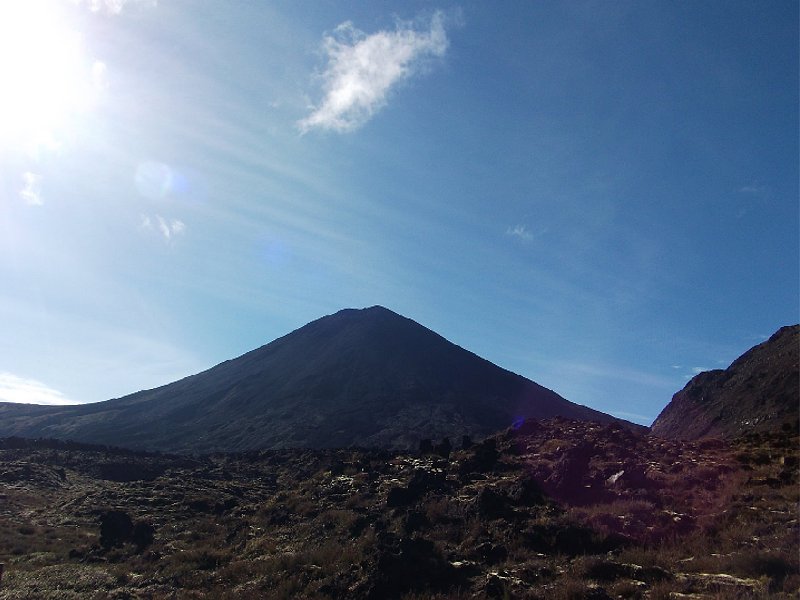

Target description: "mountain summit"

left=0, top=306, right=628, bottom=453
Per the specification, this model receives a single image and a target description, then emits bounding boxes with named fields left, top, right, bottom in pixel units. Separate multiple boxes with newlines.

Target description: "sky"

left=0, top=0, right=797, bottom=426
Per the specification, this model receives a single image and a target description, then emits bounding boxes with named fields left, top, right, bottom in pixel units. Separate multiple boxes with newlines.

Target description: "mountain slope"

left=651, top=325, right=799, bottom=440
left=0, top=306, right=630, bottom=453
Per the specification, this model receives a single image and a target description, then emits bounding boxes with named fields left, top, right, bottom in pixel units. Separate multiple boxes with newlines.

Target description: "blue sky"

left=0, top=0, right=797, bottom=425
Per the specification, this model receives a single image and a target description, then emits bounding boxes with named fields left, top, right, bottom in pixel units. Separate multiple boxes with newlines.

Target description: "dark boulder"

left=132, top=522, right=155, bottom=550
left=475, top=487, right=513, bottom=520
left=99, top=510, right=134, bottom=548
left=99, top=510, right=155, bottom=552
left=386, top=486, right=416, bottom=508
left=387, top=468, right=446, bottom=508
left=474, top=541, right=508, bottom=563
left=418, top=439, right=434, bottom=455
left=544, top=442, right=602, bottom=504
left=507, top=474, right=546, bottom=506
left=460, top=439, right=499, bottom=475
left=402, top=510, right=430, bottom=534
left=369, top=537, right=458, bottom=599
left=97, top=462, right=163, bottom=482
left=433, top=437, right=452, bottom=458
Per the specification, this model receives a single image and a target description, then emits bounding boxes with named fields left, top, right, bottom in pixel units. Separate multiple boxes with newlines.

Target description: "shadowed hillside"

left=651, top=325, right=799, bottom=440
left=0, top=307, right=631, bottom=453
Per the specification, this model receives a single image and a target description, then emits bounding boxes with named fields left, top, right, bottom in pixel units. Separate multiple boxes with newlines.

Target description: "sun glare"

left=0, top=1, right=99, bottom=154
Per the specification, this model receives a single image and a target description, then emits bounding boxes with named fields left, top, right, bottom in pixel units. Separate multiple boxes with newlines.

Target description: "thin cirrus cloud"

left=0, top=372, right=79, bottom=405
left=298, top=11, right=449, bottom=133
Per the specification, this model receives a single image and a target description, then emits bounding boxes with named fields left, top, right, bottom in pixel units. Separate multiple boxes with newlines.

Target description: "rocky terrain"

left=0, top=307, right=633, bottom=453
left=0, top=319, right=797, bottom=598
left=651, top=325, right=799, bottom=440
left=0, top=418, right=797, bottom=599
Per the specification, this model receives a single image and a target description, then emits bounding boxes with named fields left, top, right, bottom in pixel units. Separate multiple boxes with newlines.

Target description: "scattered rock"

left=676, top=572, right=767, bottom=596
left=1, top=415, right=796, bottom=599
left=585, top=560, right=673, bottom=583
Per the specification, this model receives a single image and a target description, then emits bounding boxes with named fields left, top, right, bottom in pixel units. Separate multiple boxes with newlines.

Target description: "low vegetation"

left=0, top=419, right=797, bottom=598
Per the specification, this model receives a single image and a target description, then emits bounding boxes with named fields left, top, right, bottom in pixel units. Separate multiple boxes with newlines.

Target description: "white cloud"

left=505, top=224, right=533, bottom=242
left=691, top=366, right=708, bottom=374
left=170, top=219, right=186, bottom=235
left=298, top=11, right=448, bottom=133
left=75, top=0, right=158, bottom=15
left=20, top=171, right=43, bottom=205
left=141, top=214, right=186, bottom=241
left=156, top=216, right=171, bottom=239
left=0, top=372, right=79, bottom=405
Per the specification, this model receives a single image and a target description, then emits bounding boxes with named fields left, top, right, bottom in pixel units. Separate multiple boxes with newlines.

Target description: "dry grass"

left=0, top=423, right=797, bottom=599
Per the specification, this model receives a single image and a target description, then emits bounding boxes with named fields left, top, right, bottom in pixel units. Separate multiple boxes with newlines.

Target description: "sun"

left=0, top=0, right=100, bottom=154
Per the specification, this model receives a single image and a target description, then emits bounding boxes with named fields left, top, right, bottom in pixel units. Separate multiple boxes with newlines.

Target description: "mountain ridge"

left=650, top=324, right=799, bottom=440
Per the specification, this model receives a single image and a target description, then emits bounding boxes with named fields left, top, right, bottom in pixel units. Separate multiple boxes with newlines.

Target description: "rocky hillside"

left=0, top=307, right=632, bottom=453
left=651, top=325, right=799, bottom=440
left=0, top=419, right=797, bottom=598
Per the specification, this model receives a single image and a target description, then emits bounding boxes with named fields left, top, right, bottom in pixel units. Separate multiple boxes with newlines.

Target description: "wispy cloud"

left=0, top=372, right=79, bottom=405
left=562, top=361, right=678, bottom=389
left=609, top=410, right=654, bottom=425
left=505, top=224, right=534, bottom=243
left=691, top=366, right=708, bottom=374
left=298, top=11, right=448, bottom=133
left=141, top=214, right=186, bottom=241
left=737, top=183, right=767, bottom=195
left=20, top=172, right=43, bottom=205
left=745, top=333, right=769, bottom=342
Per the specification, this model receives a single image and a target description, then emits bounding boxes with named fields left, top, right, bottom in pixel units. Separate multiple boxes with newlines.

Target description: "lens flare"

left=135, top=161, right=174, bottom=199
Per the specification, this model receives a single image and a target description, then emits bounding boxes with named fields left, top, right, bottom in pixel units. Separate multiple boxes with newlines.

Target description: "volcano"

left=0, top=306, right=633, bottom=452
